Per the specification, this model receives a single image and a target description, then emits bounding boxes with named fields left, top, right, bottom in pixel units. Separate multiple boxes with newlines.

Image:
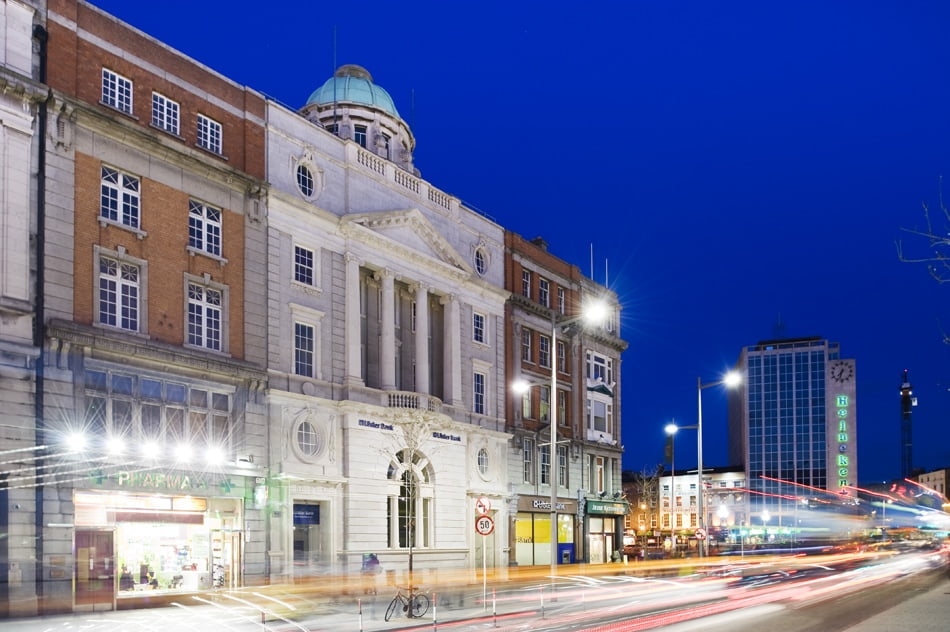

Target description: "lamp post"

left=664, top=422, right=679, bottom=555
left=516, top=301, right=608, bottom=583
left=696, top=371, right=741, bottom=557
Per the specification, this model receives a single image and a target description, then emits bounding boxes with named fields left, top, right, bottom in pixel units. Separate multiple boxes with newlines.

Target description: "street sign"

left=695, top=527, right=707, bottom=540
left=475, top=515, right=494, bottom=536
left=475, top=496, right=492, bottom=515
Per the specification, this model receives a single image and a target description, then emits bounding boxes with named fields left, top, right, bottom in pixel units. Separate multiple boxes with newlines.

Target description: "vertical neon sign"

left=836, top=394, right=849, bottom=488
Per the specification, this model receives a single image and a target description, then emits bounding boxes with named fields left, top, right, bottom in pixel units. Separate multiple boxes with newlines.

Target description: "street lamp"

left=696, top=371, right=741, bottom=557
left=515, top=300, right=608, bottom=582
left=663, top=422, right=680, bottom=554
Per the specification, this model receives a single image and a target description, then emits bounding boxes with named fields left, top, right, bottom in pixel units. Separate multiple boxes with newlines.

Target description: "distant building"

left=916, top=468, right=949, bottom=504
left=729, top=337, right=858, bottom=526
left=621, top=466, right=748, bottom=555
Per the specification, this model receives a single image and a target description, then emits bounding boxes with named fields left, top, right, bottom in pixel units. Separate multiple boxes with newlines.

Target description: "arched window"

left=387, top=449, right=434, bottom=549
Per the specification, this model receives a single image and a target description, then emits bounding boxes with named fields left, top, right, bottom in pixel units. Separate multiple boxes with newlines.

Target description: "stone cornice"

left=46, top=319, right=266, bottom=384
left=0, top=66, right=48, bottom=106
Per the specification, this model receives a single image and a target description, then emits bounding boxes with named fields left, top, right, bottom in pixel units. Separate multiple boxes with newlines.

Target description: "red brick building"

left=9, top=0, right=269, bottom=614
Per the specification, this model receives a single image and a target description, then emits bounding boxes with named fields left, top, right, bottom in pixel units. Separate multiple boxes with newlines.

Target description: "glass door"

left=75, top=530, right=115, bottom=611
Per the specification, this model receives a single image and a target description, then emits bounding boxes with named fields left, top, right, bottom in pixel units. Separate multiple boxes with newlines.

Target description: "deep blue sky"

left=87, top=0, right=950, bottom=484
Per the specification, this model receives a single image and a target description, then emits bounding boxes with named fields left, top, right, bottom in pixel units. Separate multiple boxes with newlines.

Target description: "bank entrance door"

left=75, top=530, right=115, bottom=611
left=293, top=502, right=326, bottom=577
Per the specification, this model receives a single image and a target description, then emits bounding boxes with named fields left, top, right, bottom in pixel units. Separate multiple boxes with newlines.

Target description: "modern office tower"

left=728, top=337, right=858, bottom=526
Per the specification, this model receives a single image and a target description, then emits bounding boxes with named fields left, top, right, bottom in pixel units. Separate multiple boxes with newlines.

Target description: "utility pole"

left=900, top=370, right=915, bottom=479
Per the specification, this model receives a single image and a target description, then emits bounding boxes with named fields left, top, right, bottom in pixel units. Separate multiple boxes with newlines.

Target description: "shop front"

left=73, top=468, right=253, bottom=610
left=585, top=499, right=629, bottom=563
left=513, top=496, right=577, bottom=566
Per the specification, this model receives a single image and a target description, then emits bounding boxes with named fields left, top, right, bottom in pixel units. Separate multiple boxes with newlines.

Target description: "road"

left=6, top=548, right=948, bottom=632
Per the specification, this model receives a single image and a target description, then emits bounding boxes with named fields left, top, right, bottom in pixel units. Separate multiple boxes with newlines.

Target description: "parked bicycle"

left=384, top=584, right=430, bottom=621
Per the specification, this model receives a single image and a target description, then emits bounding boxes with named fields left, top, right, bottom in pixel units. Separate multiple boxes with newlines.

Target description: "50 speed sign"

left=475, top=515, right=494, bottom=536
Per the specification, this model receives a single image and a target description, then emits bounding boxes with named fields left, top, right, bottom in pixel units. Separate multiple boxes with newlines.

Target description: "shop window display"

left=75, top=491, right=241, bottom=596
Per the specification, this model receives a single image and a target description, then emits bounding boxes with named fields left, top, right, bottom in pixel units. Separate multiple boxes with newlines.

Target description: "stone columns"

left=413, top=283, right=430, bottom=394
left=377, top=269, right=396, bottom=390
left=442, top=294, right=462, bottom=406
left=344, top=253, right=362, bottom=386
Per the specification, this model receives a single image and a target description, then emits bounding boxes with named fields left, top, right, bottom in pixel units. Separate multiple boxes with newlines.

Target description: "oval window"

left=474, top=248, right=487, bottom=276
left=297, top=420, right=319, bottom=456
left=477, top=448, right=489, bottom=476
left=296, top=163, right=314, bottom=197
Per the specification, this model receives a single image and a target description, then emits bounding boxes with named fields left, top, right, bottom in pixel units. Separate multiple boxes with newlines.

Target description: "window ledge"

left=98, top=216, right=147, bottom=240
left=99, top=101, right=139, bottom=120
left=93, top=321, right=149, bottom=339
left=194, top=143, right=229, bottom=161
left=186, top=246, right=228, bottom=266
left=149, top=122, right=185, bottom=141
left=291, top=281, right=323, bottom=296
left=184, top=343, right=231, bottom=358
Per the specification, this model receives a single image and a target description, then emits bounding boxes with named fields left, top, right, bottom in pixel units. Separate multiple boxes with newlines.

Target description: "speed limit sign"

left=475, top=515, right=494, bottom=536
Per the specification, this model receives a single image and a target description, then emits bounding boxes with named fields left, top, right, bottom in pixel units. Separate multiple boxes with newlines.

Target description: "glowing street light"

left=174, top=443, right=193, bottom=463
left=696, top=370, right=741, bottom=556
left=664, top=422, right=681, bottom=553
left=141, top=441, right=161, bottom=460
left=106, top=436, right=125, bottom=456
left=66, top=432, right=86, bottom=453
left=206, top=446, right=226, bottom=466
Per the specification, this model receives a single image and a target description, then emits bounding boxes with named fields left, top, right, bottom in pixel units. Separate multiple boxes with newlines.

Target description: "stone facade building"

left=0, top=0, right=627, bottom=615
left=263, top=64, right=510, bottom=581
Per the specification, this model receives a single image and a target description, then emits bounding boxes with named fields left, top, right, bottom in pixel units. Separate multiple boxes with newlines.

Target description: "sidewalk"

left=842, top=573, right=950, bottom=632
left=3, top=584, right=508, bottom=632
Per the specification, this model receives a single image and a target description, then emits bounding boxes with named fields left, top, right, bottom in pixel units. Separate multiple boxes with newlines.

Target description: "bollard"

left=493, top=587, right=497, bottom=628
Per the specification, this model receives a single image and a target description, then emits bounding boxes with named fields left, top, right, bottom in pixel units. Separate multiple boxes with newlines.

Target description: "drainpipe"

left=32, top=23, right=49, bottom=613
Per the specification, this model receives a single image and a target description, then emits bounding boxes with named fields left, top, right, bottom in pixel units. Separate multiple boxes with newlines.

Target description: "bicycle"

left=384, top=584, right=430, bottom=621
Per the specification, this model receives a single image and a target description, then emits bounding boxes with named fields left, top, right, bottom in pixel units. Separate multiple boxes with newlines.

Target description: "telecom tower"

left=900, top=370, right=915, bottom=478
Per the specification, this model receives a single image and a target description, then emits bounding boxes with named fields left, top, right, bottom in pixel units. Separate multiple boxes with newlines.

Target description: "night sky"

left=86, top=0, right=950, bottom=484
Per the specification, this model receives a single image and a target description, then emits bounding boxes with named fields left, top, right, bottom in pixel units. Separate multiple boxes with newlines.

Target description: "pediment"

left=342, top=208, right=472, bottom=273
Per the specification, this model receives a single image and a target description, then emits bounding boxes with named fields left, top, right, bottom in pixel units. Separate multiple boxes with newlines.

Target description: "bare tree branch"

left=898, top=176, right=950, bottom=343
